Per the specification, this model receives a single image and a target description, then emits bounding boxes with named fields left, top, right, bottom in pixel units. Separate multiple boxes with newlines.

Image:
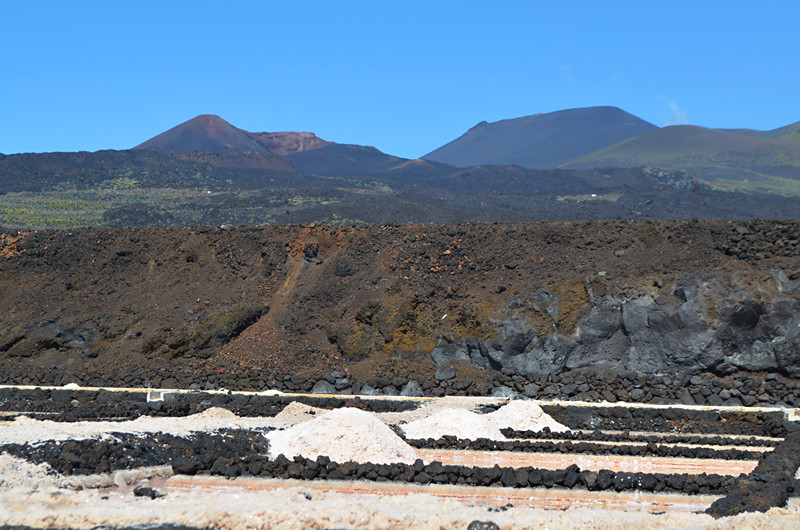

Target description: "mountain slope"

left=249, top=132, right=331, bottom=156
left=720, top=120, right=800, bottom=139
left=285, top=144, right=456, bottom=179
left=423, top=106, right=657, bottom=169
left=135, top=115, right=270, bottom=154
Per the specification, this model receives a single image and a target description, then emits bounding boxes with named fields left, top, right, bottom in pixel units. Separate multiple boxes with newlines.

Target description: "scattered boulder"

left=311, top=380, right=336, bottom=394
left=400, top=380, right=424, bottom=397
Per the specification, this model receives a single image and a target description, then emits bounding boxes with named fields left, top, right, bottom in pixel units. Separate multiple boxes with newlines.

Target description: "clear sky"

left=2, top=1, right=799, bottom=158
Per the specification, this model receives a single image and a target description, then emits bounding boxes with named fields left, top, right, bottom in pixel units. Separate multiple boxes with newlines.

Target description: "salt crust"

left=267, top=408, right=418, bottom=465
left=0, top=453, right=74, bottom=490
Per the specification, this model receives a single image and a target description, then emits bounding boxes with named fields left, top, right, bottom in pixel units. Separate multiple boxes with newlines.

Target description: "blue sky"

left=2, top=1, right=799, bottom=158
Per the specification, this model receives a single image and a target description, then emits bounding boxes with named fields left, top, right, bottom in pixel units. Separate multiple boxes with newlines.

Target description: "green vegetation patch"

left=702, top=174, right=800, bottom=197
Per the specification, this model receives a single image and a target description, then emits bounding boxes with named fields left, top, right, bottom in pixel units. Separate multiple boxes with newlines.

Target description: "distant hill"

left=719, top=120, right=800, bottom=139
left=423, top=106, right=657, bottom=168
left=563, top=125, right=800, bottom=195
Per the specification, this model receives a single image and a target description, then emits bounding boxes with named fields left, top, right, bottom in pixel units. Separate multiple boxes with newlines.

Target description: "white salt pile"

left=487, top=400, right=569, bottom=433
left=266, top=407, right=418, bottom=465
left=400, top=408, right=507, bottom=441
left=399, top=401, right=569, bottom=441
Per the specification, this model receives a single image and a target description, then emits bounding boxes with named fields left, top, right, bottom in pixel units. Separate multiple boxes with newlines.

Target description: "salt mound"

left=273, top=401, right=326, bottom=427
left=400, top=408, right=507, bottom=441
left=191, top=407, right=239, bottom=420
left=266, top=408, right=418, bottom=465
left=487, top=400, right=569, bottom=433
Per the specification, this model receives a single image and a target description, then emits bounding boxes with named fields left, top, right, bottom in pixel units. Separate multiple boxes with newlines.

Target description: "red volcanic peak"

left=135, top=115, right=271, bottom=154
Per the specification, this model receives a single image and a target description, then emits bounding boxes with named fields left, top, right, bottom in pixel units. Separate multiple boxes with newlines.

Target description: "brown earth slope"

left=1, top=221, right=800, bottom=398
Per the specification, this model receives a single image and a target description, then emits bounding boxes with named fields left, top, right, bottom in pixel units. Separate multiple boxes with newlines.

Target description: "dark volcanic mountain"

left=134, top=115, right=336, bottom=160
left=134, top=114, right=416, bottom=177
left=423, top=106, right=657, bottom=169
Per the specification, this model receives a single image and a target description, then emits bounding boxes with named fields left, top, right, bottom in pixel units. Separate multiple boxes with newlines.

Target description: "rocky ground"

left=2, top=220, right=800, bottom=404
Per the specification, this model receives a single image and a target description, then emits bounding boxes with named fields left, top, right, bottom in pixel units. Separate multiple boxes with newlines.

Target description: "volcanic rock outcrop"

left=430, top=270, right=800, bottom=377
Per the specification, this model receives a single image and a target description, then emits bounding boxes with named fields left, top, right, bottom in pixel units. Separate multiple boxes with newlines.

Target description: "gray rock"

left=490, top=386, right=518, bottom=399
left=400, top=380, right=424, bottom=397
left=435, top=367, right=456, bottom=381
left=311, top=380, right=336, bottom=394
left=382, top=385, right=399, bottom=396
left=510, top=333, right=574, bottom=376
left=359, top=384, right=381, bottom=396
left=523, top=383, right=540, bottom=398
left=621, top=295, right=653, bottom=335
left=676, top=388, right=695, bottom=405
left=496, top=313, right=538, bottom=356
left=689, top=375, right=703, bottom=385
left=630, top=388, right=645, bottom=401
left=431, top=339, right=470, bottom=367
left=530, top=289, right=559, bottom=323
left=568, top=329, right=629, bottom=370
left=467, top=521, right=501, bottom=530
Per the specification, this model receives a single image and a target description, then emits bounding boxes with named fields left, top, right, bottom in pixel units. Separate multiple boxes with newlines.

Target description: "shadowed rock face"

left=431, top=271, right=800, bottom=376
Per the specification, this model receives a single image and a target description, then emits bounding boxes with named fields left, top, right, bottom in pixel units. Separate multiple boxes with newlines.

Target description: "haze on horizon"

left=2, top=0, right=799, bottom=159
